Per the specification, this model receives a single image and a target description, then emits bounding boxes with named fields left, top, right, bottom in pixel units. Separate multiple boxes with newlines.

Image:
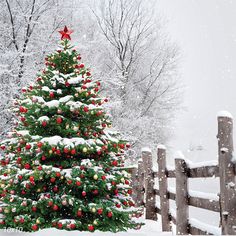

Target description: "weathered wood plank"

left=167, top=170, right=176, bottom=178
left=158, top=146, right=171, bottom=231
left=188, top=196, right=220, bottom=212
left=218, top=115, right=236, bottom=235
left=175, top=158, right=189, bottom=235
left=154, top=166, right=219, bottom=179
left=168, top=191, right=176, bottom=201
left=188, top=165, right=219, bottom=178
left=142, top=149, right=157, bottom=220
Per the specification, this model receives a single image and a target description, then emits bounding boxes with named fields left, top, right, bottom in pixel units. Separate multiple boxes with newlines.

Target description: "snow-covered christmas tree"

left=0, top=26, right=142, bottom=232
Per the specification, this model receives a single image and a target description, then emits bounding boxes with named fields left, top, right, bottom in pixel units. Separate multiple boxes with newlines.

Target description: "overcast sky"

left=157, top=0, right=236, bottom=160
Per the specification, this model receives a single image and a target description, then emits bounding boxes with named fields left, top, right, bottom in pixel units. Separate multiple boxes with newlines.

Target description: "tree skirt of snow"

left=0, top=220, right=173, bottom=236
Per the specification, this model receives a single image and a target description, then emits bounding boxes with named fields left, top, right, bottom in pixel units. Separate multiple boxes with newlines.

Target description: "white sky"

left=157, top=0, right=236, bottom=159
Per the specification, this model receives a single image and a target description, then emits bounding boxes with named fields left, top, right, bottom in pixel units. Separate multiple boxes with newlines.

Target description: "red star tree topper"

left=58, top=26, right=73, bottom=40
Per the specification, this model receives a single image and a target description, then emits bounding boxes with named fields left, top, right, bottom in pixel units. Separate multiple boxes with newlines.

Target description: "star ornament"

left=59, top=26, right=73, bottom=40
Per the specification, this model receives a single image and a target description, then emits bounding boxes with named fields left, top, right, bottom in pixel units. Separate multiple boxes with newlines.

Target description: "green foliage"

left=0, top=38, right=143, bottom=232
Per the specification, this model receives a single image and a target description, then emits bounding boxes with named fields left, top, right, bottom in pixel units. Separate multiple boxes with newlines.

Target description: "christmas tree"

left=0, top=26, right=143, bottom=232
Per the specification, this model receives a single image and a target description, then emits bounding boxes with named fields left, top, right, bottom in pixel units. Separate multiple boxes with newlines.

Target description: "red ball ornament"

left=96, top=111, right=103, bottom=116
left=102, top=123, right=106, bottom=128
left=29, top=176, right=34, bottom=182
left=64, top=148, right=69, bottom=154
left=101, top=175, right=106, bottom=180
left=70, top=223, right=76, bottom=229
left=71, top=149, right=76, bottom=155
left=25, top=144, right=31, bottom=150
left=41, top=156, right=46, bottom=161
left=24, top=163, right=31, bottom=169
left=112, top=160, right=118, bottom=166
left=58, top=222, right=63, bottom=229
left=125, top=180, right=129, bottom=185
left=79, top=64, right=84, bottom=68
left=107, top=211, right=113, bottom=218
left=65, top=81, right=70, bottom=87
left=67, top=180, right=72, bottom=185
left=37, top=142, right=43, bottom=148
left=77, top=210, right=82, bottom=217
left=119, top=143, right=125, bottom=149
left=127, top=189, right=132, bottom=195
left=82, top=191, right=86, bottom=197
left=86, top=72, right=91, bottom=76
left=48, top=201, right=53, bottom=206
left=76, top=181, right=81, bottom=186
left=49, top=92, right=54, bottom=98
left=53, top=186, right=59, bottom=192
left=123, top=201, right=128, bottom=206
left=32, top=206, right=37, bottom=212
left=83, top=106, right=89, bottom=112
left=116, top=203, right=121, bottom=208
left=56, top=172, right=61, bottom=177
left=50, top=177, right=56, bottom=183
left=56, top=117, right=62, bottom=124
left=53, top=205, right=59, bottom=211
left=92, top=189, right=99, bottom=195
left=114, top=189, right=119, bottom=195
left=97, top=208, right=103, bottom=215
left=18, top=175, right=23, bottom=180
left=19, top=218, right=24, bottom=223
left=56, top=149, right=61, bottom=155
left=42, top=121, right=47, bottom=127
left=19, top=106, right=26, bottom=113
left=88, top=225, right=94, bottom=231
left=94, top=87, right=99, bottom=92
left=32, top=224, right=38, bottom=231
left=37, top=166, right=42, bottom=171
left=20, top=117, right=26, bottom=122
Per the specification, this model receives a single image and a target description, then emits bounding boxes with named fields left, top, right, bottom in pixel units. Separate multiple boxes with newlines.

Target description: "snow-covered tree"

left=72, top=0, right=182, bottom=154
left=0, top=27, right=142, bottom=232
left=0, top=0, right=71, bottom=135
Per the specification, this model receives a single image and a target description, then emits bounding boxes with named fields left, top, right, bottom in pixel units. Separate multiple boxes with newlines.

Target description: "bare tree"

left=88, top=0, right=182, bottom=153
left=0, top=0, right=70, bottom=135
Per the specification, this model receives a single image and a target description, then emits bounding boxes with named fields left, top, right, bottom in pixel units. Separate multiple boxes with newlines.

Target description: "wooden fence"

left=130, top=113, right=236, bottom=235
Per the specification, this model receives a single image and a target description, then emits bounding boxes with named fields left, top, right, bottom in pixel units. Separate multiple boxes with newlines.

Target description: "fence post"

left=136, top=159, right=145, bottom=207
left=142, top=148, right=157, bottom=220
left=217, top=113, right=236, bottom=235
left=157, top=145, right=171, bottom=231
left=175, top=158, right=189, bottom=235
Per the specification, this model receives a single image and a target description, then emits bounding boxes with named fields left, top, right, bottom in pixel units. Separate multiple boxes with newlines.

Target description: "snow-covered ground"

left=0, top=220, right=173, bottom=236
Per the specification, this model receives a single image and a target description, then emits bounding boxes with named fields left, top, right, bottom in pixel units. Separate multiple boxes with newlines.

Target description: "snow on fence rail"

left=129, top=112, right=236, bottom=235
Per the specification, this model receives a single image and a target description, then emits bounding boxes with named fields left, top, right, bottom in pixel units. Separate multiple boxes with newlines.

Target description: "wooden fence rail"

left=130, top=112, right=236, bottom=235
